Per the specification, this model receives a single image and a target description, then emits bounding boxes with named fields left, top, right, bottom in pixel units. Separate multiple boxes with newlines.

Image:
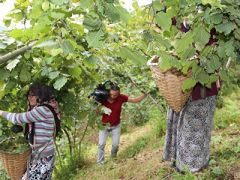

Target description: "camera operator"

left=97, top=82, right=146, bottom=165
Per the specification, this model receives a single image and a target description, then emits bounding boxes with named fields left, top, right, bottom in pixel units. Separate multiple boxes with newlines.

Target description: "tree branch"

left=0, top=41, right=36, bottom=65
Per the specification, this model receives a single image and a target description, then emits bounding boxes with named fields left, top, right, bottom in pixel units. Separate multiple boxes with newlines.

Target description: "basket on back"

left=0, top=148, right=30, bottom=180
left=148, top=56, right=192, bottom=112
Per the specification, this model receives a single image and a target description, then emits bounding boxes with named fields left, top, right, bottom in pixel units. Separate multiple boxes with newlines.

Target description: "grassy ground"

left=72, top=126, right=240, bottom=180
left=72, top=91, right=240, bottom=180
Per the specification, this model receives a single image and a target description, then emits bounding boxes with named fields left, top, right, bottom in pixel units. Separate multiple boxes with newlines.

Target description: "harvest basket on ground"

left=0, top=137, right=31, bottom=180
left=148, top=56, right=192, bottom=112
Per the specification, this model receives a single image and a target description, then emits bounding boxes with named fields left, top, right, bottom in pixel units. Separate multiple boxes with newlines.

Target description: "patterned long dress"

left=163, top=96, right=217, bottom=172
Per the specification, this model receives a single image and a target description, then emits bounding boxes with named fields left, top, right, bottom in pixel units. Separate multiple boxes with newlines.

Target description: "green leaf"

left=30, top=5, right=42, bottom=19
left=6, top=59, right=20, bottom=71
left=202, top=0, right=225, bottom=9
left=104, top=4, right=131, bottom=23
left=49, top=48, right=63, bottom=56
left=68, top=66, right=82, bottom=78
left=85, top=30, right=105, bottom=48
left=34, top=40, right=58, bottom=48
left=104, top=4, right=120, bottom=22
left=80, top=0, right=94, bottom=9
left=44, top=57, right=54, bottom=65
left=193, top=25, right=210, bottom=50
left=175, top=32, right=193, bottom=54
left=115, top=5, right=131, bottom=23
left=0, top=81, right=6, bottom=99
left=152, top=33, right=172, bottom=49
left=83, top=13, right=102, bottom=31
left=142, top=31, right=153, bottom=42
left=8, top=29, right=24, bottom=39
left=210, top=13, right=223, bottom=24
left=42, top=1, right=49, bottom=11
left=181, top=60, right=193, bottom=74
left=158, top=56, right=172, bottom=72
left=119, top=47, right=146, bottom=66
left=19, top=68, right=31, bottom=82
left=50, top=0, right=68, bottom=6
left=182, top=78, right=197, bottom=92
left=219, top=69, right=229, bottom=81
left=180, top=47, right=196, bottom=60
left=208, top=74, right=218, bottom=85
left=0, top=69, right=10, bottom=80
left=216, top=42, right=226, bottom=58
left=36, top=15, right=52, bottom=26
left=50, top=12, right=65, bottom=19
left=24, top=52, right=31, bottom=59
left=152, top=1, right=165, bottom=11
left=3, top=19, right=11, bottom=27
left=33, top=22, right=51, bottom=34
left=206, top=55, right=221, bottom=73
left=49, top=71, right=60, bottom=79
left=54, top=76, right=68, bottom=90
left=225, top=40, right=236, bottom=57
left=234, top=29, right=240, bottom=40
left=61, top=40, right=74, bottom=54
left=194, top=68, right=209, bottom=85
left=215, top=21, right=236, bottom=35
left=155, top=12, right=172, bottom=31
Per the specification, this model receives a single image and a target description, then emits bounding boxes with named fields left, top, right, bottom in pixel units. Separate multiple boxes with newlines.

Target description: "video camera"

left=89, top=80, right=114, bottom=103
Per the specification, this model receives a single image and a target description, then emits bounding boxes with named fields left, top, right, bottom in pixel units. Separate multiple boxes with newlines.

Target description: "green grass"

left=214, top=99, right=240, bottom=129
left=53, top=153, right=86, bottom=180
left=118, top=135, right=150, bottom=159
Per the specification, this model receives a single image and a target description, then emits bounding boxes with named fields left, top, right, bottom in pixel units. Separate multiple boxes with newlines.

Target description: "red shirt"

left=101, top=94, right=128, bottom=126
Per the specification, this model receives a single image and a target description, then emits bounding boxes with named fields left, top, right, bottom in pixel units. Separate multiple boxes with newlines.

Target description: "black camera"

left=89, top=80, right=114, bottom=103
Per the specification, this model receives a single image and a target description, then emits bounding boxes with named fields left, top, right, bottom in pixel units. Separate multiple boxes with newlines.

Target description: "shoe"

left=97, top=161, right=104, bottom=165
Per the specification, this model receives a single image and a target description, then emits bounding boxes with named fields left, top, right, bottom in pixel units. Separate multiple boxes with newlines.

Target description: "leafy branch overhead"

left=0, top=0, right=239, bottom=119
left=138, top=0, right=239, bottom=90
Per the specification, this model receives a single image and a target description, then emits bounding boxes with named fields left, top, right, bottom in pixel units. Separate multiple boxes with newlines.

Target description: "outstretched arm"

left=127, top=93, right=147, bottom=103
left=0, top=106, right=50, bottom=124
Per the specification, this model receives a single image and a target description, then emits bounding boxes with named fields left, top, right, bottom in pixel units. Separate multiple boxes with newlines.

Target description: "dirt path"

left=105, top=124, right=152, bottom=156
left=83, top=124, right=152, bottom=163
left=73, top=123, right=173, bottom=180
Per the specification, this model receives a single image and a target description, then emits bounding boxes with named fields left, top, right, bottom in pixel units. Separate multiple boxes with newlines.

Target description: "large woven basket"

left=148, top=56, right=192, bottom=112
left=0, top=148, right=31, bottom=180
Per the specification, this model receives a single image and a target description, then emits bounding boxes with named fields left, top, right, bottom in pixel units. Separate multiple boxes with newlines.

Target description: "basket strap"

left=31, top=140, right=53, bottom=160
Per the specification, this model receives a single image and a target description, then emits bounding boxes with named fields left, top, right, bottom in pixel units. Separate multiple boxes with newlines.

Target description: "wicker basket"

left=148, top=56, right=192, bottom=112
left=0, top=148, right=31, bottom=180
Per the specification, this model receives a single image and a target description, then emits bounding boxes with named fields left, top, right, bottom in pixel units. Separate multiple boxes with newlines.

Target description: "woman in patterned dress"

left=163, top=82, right=220, bottom=172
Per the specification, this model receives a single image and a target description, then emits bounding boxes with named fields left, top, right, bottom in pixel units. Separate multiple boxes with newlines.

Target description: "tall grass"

left=214, top=91, right=240, bottom=129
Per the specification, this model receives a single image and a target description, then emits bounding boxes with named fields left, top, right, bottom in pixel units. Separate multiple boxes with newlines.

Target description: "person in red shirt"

left=97, top=83, right=146, bottom=164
